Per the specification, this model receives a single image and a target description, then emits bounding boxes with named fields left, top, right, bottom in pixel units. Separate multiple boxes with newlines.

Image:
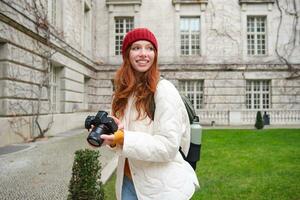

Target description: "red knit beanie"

left=122, top=28, right=158, bottom=58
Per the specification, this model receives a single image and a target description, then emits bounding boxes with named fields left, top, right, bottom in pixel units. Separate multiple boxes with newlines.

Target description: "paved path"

left=0, top=129, right=117, bottom=200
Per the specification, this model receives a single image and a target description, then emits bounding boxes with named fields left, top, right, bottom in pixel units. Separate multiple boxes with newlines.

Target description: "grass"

left=104, top=173, right=116, bottom=200
left=103, top=129, right=300, bottom=200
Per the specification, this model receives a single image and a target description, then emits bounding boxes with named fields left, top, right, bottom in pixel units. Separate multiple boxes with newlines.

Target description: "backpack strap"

left=179, top=146, right=187, bottom=161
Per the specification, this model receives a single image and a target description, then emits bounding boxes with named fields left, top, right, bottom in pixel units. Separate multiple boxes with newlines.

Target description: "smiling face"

left=129, top=40, right=155, bottom=73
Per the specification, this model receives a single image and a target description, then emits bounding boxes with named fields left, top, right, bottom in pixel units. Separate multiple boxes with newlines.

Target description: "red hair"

left=112, top=47, right=160, bottom=120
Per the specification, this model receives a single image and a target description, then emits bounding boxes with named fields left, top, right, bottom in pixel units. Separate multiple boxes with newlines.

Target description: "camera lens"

left=87, top=137, right=101, bottom=147
left=87, top=126, right=105, bottom=147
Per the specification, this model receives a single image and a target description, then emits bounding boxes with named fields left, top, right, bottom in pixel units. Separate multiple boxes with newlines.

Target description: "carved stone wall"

left=0, top=0, right=299, bottom=146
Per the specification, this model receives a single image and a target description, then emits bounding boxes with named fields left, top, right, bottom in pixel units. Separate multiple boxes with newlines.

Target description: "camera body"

left=85, top=111, right=118, bottom=147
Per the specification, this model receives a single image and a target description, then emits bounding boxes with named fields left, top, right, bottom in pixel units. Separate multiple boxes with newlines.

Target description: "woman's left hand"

left=100, top=134, right=115, bottom=145
left=100, top=115, right=124, bottom=146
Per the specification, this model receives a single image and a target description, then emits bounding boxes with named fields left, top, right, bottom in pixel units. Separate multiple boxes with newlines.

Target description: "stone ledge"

left=172, top=0, right=208, bottom=4
left=106, top=0, right=141, bottom=5
left=239, top=0, right=275, bottom=4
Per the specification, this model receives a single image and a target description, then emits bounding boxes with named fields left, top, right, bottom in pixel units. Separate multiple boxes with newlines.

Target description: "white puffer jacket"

left=114, top=79, right=200, bottom=200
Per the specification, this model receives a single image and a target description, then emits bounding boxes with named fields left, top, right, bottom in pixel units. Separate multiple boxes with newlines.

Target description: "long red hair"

left=112, top=47, right=160, bottom=120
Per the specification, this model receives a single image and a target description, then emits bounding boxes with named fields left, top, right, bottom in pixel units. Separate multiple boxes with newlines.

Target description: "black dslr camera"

left=85, top=111, right=118, bottom=147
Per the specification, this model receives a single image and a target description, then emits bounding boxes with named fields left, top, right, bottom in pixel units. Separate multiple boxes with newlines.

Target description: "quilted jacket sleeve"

left=121, top=80, right=189, bottom=162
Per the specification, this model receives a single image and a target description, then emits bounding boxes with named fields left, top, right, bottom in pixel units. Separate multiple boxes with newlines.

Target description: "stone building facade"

left=0, top=0, right=299, bottom=146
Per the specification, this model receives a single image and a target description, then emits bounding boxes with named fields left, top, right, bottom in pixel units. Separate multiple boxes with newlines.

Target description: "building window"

left=83, top=77, right=90, bottom=110
left=115, top=17, right=134, bottom=55
left=247, top=16, right=266, bottom=55
left=83, top=2, right=92, bottom=54
left=178, top=80, right=204, bottom=110
left=51, top=0, right=57, bottom=25
left=180, top=17, right=201, bottom=56
left=246, top=80, right=270, bottom=109
left=49, top=0, right=62, bottom=28
left=50, top=64, right=61, bottom=113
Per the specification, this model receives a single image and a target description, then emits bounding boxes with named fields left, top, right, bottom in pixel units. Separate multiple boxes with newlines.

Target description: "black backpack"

left=180, top=94, right=198, bottom=124
left=178, top=94, right=201, bottom=170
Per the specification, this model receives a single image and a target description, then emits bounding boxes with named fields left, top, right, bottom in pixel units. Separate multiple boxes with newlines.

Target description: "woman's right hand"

left=110, top=115, right=124, bottom=130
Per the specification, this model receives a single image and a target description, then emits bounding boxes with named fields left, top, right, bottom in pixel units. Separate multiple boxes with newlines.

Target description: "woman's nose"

left=138, top=48, right=149, bottom=57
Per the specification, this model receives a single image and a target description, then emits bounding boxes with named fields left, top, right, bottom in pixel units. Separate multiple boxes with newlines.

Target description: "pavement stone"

left=0, top=129, right=117, bottom=200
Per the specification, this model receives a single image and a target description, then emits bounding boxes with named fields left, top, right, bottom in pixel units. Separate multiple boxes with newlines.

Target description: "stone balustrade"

left=197, top=109, right=300, bottom=126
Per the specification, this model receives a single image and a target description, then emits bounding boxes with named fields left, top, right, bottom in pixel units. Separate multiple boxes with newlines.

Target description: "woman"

left=101, top=28, right=199, bottom=200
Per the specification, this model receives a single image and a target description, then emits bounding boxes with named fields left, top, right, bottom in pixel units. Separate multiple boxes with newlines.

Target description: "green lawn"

left=104, top=129, right=300, bottom=200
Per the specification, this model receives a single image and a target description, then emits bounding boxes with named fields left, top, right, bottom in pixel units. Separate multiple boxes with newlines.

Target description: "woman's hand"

left=100, top=134, right=115, bottom=145
left=87, top=125, right=115, bottom=147
left=100, top=115, right=124, bottom=146
left=110, top=115, right=124, bottom=130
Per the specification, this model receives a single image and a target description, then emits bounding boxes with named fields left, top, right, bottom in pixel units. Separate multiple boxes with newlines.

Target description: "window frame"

left=246, top=79, right=271, bottom=109
left=114, top=17, right=134, bottom=56
left=49, top=64, right=61, bottom=113
left=48, top=0, right=62, bottom=29
left=83, top=77, right=91, bottom=111
left=180, top=16, right=201, bottom=56
left=246, top=15, right=267, bottom=56
left=178, top=80, right=204, bottom=110
left=83, top=1, right=92, bottom=55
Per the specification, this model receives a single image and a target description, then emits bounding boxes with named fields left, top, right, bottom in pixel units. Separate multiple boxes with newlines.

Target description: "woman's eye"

left=147, top=46, right=154, bottom=51
left=131, top=46, right=140, bottom=50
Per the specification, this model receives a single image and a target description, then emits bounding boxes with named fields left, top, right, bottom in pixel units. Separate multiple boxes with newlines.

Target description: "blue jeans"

left=122, top=176, right=138, bottom=200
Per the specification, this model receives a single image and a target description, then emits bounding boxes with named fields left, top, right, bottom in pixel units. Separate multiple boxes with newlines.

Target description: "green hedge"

left=255, top=111, right=264, bottom=129
left=68, top=149, right=104, bottom=200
